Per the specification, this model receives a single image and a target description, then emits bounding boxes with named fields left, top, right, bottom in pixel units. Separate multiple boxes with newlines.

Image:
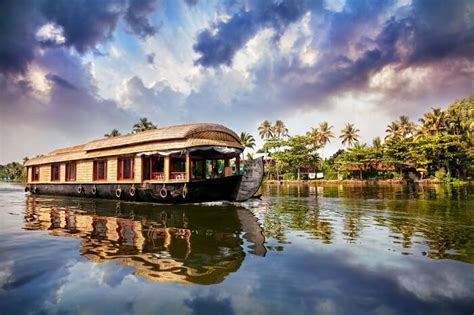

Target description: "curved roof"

left=25, top=123, right=243, bottom=166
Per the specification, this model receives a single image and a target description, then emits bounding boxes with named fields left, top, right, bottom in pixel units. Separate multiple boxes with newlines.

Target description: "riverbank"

left=265, top=179, right=473, bottom=186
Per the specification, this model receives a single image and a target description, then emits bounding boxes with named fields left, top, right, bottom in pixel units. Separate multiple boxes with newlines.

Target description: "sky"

left=0, top=0, right=473, bottom=164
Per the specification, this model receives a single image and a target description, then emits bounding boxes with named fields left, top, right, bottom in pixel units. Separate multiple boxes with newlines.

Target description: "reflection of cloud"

left=0, top=260, right=14, bottom=291
left=395, top=261, right=473, bottom=301
left=185, top=295, right=234, bottom=315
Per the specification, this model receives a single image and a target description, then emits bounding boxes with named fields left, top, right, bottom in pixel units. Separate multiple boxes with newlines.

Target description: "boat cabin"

left=25, top=123, right=243, bottom=186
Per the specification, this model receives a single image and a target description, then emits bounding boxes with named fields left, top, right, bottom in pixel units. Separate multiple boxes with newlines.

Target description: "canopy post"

left=185, top=152, right=191, bottom=182
left=164, top=156, right=170, bottom=181
left=236, top=156, right=241, bottom=175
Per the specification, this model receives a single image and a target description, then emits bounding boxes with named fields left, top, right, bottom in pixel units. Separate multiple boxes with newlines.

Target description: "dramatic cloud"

left=0, top=0, right=39, bottom=74
left=124, top=0, right=159, bottom=38
left=1, top=0, right=472, bottom=163
left=0, top=48, right=136, bottom=162
left=193, top=0, right=313, bottom=67
left=0, top=0, right=158, bottom=75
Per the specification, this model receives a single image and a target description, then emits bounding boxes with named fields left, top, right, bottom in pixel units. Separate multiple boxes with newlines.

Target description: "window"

left=171, top=158, right=186, bottom=172
left=142, top=156, right=163, bottom=180
left=51, top=164, right=60, bottom=181
left=65, top=162, right=76, bottom=181
left=31, top=166, right=40, bottom=182
left=170, top=157, right=186, bottom=180
left=118, top=157, right=134, bottom=180
left=93, top=160, right=107, bottom=181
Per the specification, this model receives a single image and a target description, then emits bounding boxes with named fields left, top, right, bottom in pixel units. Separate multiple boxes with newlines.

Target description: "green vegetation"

left=104, top=128, right=121, bottom=137
left=132, top=117, right=157, bottom=133
left=240, top=132, right=256, bottom=161
left=0, top=157, right=28, bottom=182
left=247, top=96, right=473, bottom=181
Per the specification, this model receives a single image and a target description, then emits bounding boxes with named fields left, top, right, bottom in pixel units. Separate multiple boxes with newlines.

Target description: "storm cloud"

left=193, top=0, right=313, bottom=67
left=1, top=0, right=472, bottom=163
left=0, top=0, right=158, bottom=75
left=124, top=0, right=159, bottom=38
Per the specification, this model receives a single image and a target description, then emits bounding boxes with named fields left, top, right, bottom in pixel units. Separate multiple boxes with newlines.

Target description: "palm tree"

left=240, top=132, right=256, bottom=161
left=258, top=120, right=274, bottom=140
left=314, top=121, right=335, bottom=162
left=419, top=108, right=447, bottom=135
left=398, top=115, right=415, bottom=138
left=307, top=127, right=321, bottom=149
left=104, top=128, right=121, bottom=137
left=318, top=121, right=335, bottom=147
left=340, top=123, right=360, bottom=147
left=372, top=137, right=382, bottom=150
left=273, top=120, right=288, bottom=139
left=133, top=117, right=157, bottom=133
left=385, top=121, right=401, bottom=140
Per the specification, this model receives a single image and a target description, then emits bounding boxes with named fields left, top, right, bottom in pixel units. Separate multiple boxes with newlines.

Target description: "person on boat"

left=212, top=161, right=220, bottom=178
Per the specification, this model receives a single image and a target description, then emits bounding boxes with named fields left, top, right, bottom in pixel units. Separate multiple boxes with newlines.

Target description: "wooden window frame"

left=31, top=166, right=40, bottom=182
left=50, top=164, right=60, bottom=182
left=117, top=157, right=134, bottom=180
left=93, top=159, right=108, bottom=181
left=65, top=162, right=76, bottom=182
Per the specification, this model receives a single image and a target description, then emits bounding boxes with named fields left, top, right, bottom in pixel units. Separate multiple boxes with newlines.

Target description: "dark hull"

left=25, top=158, right=264, bottom=204
left=26, top=176, right=243, bottom=204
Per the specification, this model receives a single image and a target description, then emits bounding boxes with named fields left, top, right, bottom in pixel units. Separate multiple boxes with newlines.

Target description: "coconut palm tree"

left=398, top=115, right=415, bottom=138
left=104, top=129, right=121, bottom=137
left=385, top=121, right=401, bottom=140
left=240, top=132, right=256, bottom=161
left=133, top=117, right=157, bottom=133
left=340, top=123, right=360, bottom=147
left=419, top=108, right=447, bottom=135
left=258, top=120, right=274, bottom=140
left=318, top=121, right=335, bottom=147
left=307, top=127, right=321, bottom=149
left=372, top=137, right=382, bottom=150
left=273, top=120, right=288, bottom=139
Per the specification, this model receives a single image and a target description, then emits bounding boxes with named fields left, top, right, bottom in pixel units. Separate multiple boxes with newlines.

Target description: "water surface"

left=1, top=183, right=473, bottom=314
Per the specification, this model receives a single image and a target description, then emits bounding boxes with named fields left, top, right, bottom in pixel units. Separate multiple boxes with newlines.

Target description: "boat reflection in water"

left=24, top=196, right=266, bottom=285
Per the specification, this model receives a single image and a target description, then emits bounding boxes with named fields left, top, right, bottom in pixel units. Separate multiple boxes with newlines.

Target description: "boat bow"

left=234, top=157, right=264, bottom=202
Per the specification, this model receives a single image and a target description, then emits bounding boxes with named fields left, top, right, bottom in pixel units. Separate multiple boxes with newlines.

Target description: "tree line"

left=2, top=97, right=472, bottom=183
left=241, top=95, right=473, bottom=181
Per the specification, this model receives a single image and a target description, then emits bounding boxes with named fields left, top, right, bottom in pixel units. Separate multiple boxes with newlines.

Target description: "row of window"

left=30, top=158, right=134, bottom=182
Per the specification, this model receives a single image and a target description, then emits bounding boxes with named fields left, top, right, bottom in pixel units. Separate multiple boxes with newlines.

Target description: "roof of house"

left=25, top=123, right=243, bottom=166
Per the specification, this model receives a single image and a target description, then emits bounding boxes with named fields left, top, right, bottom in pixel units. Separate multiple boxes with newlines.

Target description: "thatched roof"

left=26, top=123, right=243, bottom=166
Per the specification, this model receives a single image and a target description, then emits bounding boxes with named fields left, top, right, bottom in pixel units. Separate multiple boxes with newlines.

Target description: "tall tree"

left=340, top=123, right=360, bottom=147
left=398, top=115, right=415, bottom=138
left=133, top=118, right=157, bottom=133
left=258, top=120, right=274, bottom=140
left=273, top=120, right=288, bottom=139
left=104, top=129, right=121, bottom=137
left=318, top=121, right=335, bottom=147
left=419, top=108, right=447, bottom=135
left=385, top=121, right=401, bottom=140
left=240, top=132, right=256, bottom=161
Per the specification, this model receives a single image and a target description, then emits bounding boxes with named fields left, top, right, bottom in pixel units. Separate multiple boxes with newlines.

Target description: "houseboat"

left=24, top=123, right=264, bottom=203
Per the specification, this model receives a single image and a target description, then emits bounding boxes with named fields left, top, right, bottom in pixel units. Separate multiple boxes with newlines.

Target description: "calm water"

left=1, top=182, right=473, bottom=314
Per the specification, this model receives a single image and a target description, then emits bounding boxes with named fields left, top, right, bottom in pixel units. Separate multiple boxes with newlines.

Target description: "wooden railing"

left=151, top=172, right=165, bottom=180
left=170, top=172, right=186, bottom=180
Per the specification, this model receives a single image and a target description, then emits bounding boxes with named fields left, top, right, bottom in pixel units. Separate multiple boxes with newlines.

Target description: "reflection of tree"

left=370, top=186, right=474, bottom=263
left=260, top=198, right=335, bottom=245
left=261, top=183, right=474, bottom=263
left=342, top=209, right=364, bottom=243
